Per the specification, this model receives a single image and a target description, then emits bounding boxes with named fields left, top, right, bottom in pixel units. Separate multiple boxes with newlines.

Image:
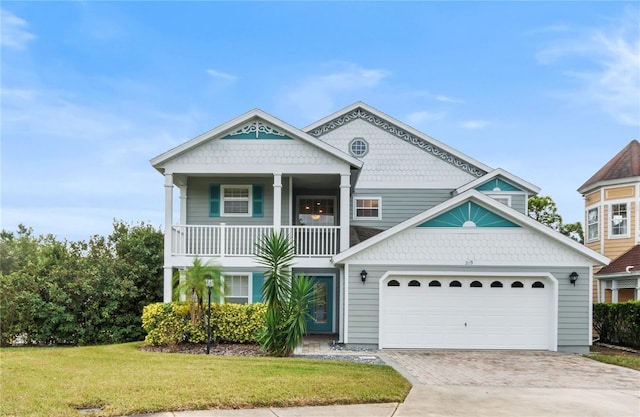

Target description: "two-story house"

left=151, top=102, right=607, bottom=353
left=579, top=139, right=640, bottom=303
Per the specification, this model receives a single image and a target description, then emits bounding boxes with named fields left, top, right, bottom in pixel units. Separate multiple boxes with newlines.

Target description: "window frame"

left=222, top=273, right=251, bottom=304
left=609, top=202, right=629, bottom=238
left=586, top=206, right=599, bottom=242
left=487, top=194, right=512, bottom=207
left=221, top=185, right=252, bottom=217
left=353, top=196, right=382, bottom=220
left=349, top=137, right=369, bottom=157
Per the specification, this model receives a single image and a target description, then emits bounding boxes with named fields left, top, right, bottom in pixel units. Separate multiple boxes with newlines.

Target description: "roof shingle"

left=597, top=245, right=640, bottom=275
left=579, top=139, right=640, bottom=193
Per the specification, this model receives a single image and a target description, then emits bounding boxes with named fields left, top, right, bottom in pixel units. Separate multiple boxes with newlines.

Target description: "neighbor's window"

left=224, top=275, right=249, bottom=304
left=354, top=197, right=382, bottom=220
left=587, top=207, right=599, bottom=241
left=221, top=185, right=251, bottom=216
left=488, top=194, right=511, bottom=207
left=610, top=203, right=628, bottom=237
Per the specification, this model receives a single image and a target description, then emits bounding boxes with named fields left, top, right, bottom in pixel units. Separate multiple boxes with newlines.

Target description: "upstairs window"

left=587, top=207, right=599, bottom=242
left=354, top=197, right=382, bottom=220
left=349, top=138, right=369, bottom=157
left=221, top=186, right=251, bottom=216
left=610, top=203, right=629, bottom=237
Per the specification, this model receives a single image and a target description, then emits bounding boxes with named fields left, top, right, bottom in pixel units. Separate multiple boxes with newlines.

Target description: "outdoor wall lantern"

left=360, top=270, right=368, bottom=284
left=569, top=272, right=579, bottom=286
left=205, top=278, right=214, bottom=354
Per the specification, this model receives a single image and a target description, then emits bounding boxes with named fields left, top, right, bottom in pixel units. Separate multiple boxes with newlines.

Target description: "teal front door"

left=306, top=276, right=333, bottom=333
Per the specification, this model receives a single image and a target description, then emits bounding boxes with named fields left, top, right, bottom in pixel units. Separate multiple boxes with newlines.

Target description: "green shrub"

left=212, top=303, right=267, bottom=343
left=142, top=302, right=266, bottom=346
left=593, top=301, right=640, bottom=349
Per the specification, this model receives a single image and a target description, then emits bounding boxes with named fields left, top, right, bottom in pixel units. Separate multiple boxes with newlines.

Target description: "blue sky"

left=2, top=2, right=639, bottom=241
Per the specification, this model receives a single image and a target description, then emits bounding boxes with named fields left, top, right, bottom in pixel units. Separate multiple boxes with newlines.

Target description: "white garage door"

left=380, top=276, right=554, bottom=350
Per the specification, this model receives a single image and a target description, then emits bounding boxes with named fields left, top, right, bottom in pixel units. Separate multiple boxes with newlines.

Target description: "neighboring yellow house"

left=578, top=139, right=640, bottom=303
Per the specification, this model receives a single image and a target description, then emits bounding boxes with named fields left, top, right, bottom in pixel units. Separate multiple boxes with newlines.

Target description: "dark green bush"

left=593, top=301, right=640, bottom=349
left=0, top=223, right=163, bottom=346
left=142, top=302, right=266, bottom=346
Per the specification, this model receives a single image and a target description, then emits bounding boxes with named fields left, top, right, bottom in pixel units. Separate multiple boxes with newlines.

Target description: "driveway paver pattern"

left=382, top=350, right=640, bottom=389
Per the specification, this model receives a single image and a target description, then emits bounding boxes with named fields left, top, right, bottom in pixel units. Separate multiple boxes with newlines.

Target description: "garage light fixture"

left=360, top=270, right=368, bottom=284
left=569, top=272, right=579, bottom=286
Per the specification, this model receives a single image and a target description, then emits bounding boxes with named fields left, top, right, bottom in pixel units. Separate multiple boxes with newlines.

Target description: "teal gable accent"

left=209, top=184, right=220, bottom=217
left=222, top=121, right=292, bottom=140
left=476, top=178, right=521, bottom=192
left=252, top=185, right=264, bottom=217
left=419, top=201, right=519, bottom=228
left=252, top=272, right=264, bottom=303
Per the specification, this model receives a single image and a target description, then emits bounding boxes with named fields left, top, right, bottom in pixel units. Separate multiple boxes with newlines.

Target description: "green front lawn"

left=586, top=354, right=640, bottom=371
left=0, top=343, right=411, bottom=417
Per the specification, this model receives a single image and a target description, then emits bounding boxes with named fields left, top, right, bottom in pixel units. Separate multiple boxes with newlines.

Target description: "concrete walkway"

left=125, top=339, right=640, bottom=417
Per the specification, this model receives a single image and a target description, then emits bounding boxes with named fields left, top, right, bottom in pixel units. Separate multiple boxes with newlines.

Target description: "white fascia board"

left=333, top=189, right=610, bottom=266
left=578, top=177, right=640, bottom=195
left=151, top=109, right=363, bottom=172
left=304, top=101, right=493, bottom=174
left=455, top=168, right=541, bottom=195
left=163, top=163, right=352, bottom=176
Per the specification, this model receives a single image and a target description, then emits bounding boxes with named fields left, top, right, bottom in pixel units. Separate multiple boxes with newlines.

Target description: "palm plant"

left=256, top=231, right=315, bottom=356
left=172, top=257, right=223, bottom=325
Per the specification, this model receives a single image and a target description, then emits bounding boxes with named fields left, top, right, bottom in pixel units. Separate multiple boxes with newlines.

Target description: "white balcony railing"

left=171, top=224, right=339, bottom=257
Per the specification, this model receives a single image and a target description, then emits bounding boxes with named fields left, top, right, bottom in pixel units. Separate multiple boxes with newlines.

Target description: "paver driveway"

left=382, top=350, right=640, bottom=417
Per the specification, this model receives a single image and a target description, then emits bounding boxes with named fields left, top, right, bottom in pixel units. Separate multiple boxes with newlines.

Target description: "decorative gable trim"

left=476, top=178, right=521, bottom=192
left=456, top=168, right=540, bottom=195
left=308, top=107, right=487, bottom=178
left=222, top=120, right=292, bottom=140
left=419, top=201, right=519, bottom=228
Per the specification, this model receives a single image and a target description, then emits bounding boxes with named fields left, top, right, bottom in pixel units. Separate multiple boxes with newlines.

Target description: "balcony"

left=171, top=224, right=340, bottom=257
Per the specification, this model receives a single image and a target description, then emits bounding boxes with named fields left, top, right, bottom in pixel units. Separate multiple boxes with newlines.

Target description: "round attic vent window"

left=349, top=138, right=369, bottom=157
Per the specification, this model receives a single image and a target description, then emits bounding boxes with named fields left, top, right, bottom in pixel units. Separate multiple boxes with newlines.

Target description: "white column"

left=273, top=173, right=282, bottom=232
left=179, top=185, right=187, bottom=225
left=340, top=174, right=351, bottom=252
left=163, top=173, right=174, bottom=302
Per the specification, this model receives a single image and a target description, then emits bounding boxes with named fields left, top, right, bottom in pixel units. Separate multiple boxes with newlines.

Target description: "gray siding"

left=351, top=188, right=452, bottom=229
left=346, top=264, right=592, bottom=350
left=510, top=194, right=527, bottom=214
left=187, top=176, right=291, bottom=226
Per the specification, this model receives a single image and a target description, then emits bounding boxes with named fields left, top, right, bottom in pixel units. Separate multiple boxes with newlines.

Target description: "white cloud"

left=461, top=120, right=492, bottom=129
left=536, top=8, right=640, bottom=127
left=406, top=110, right=446, bottom=125
left=0, top=9, right=36, bottom=50
left=434, top=95, right=464, bottom=104
left=280, top=63, right=390, bottom=122
left=206, top=69, right=238, bottom=82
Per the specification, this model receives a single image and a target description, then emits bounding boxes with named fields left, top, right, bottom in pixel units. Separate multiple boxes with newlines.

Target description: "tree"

left=173, top=257, right=223, bottom=326
left=0, top=222, right=164, bottom=346
left=528, top=195, right=584, bottom=243
left=255, top=231, right=315, bottom=357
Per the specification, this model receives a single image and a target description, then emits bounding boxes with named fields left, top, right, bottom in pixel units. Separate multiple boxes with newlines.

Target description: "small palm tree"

left=172, top=257, right=223, bottom=325
left=256, top=231, right=315, bottom=357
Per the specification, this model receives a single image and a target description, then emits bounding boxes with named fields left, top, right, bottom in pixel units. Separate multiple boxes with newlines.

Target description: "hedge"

left=593, top=301, right=640, bottom=349
left=142, top=302, right=266, bottom=347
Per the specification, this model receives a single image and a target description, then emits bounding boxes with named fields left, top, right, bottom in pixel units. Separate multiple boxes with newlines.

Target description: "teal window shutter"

left=209, top=184, right=220, bottom=217
left=252, top=184, right=264, bottom=217
left=252, top=272, right=264, bottom=302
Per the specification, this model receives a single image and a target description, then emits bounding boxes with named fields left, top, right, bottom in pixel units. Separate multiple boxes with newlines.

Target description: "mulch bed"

left=590, top=343, right=640, bottom=358
left=140, top=343, right=265, bottom=356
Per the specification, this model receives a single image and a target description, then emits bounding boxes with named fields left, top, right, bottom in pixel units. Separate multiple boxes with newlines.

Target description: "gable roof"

left=150, top=108, right=363, bottom=172
left=332, top=189, right=609, bottom=266
left=304, top=101, right=493, bottom=179
left=578, top=139, right=640, bottom=194
left=597, top=245, right=640, bottom=276
left=455, top=168, right=540, bottom=195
